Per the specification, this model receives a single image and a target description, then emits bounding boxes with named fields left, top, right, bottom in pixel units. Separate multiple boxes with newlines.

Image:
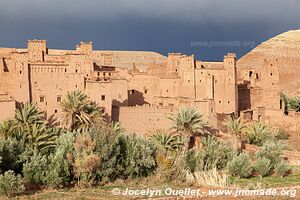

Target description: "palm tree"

left=246, top=122, right=270, bottom=146
left=60, top=90, right=102, bottom=131
left=0, top=120, right=16, bottom=139
left=22, top=123, right=58, bottom=152
left=169, top=107, right=207, bottom=151
left=223, top=116, right=246, bottom=151
left=151, top=131, right=183, bottom=151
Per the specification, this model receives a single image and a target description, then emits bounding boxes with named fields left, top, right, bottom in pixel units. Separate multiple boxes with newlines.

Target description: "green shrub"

left=246, top=123, right=274, bottom=146
left=256, top=141, right=284, bottom=169
left=119, top=134, right=157, bottom=178
left=73, top=132, right=100, bottom=187
left=22, top=149, right=48, bottom=185
left=0, top=138, right=24, bottom=173
left=227, top=153, right=253, bottom=178
left=44, top=132, right=75, bottom=187
left=194, top=136, right=236, bottom=172
left=255, top=157, right=271, bottom=177
left=0, top=170, right=24, bottom=197
left=274, top=162, right=290, bottom=178
left=288, top=96, right=300, bottom=112
left=89, top=125, right=122, bottom=183
left=151, top=131, right=183, bottom=151
left=274, top=129, right=290, bottom=140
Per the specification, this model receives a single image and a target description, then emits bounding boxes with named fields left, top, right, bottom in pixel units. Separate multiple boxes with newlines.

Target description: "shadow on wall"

left=112, top=89, right=149, bottom=122
left=238, top=82, right=251, bottom=111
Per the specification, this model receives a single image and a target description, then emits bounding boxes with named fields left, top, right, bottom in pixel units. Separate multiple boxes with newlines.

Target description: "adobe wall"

left=0, top=100, right=15, bottom=121
left=119, top=105, right=174, bottom=134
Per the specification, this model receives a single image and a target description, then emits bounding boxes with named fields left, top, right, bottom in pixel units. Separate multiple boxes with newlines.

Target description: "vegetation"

left=254, top=157, right=271, bottom=177
left=0, top=90, right=297, bottom=198
left=169, top=107, right=207, bottom=151
left=246, top=122, right=273, bottom=146
left=0, top=170, right=24, bottom=197
left=227, top=153, right=253, bottom=178
left=274, top=162, right=290, bottom=178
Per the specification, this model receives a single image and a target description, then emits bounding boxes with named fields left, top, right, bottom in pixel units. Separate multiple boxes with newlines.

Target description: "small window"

left=256, top=73, right=259, bottom=79
left=199, top=80, right=202, bottom=83
left=175, top=69, right=178, bottom=72
left=20, top=70, right=22, bottom=74
left=65, top=69, right=67, bottom=72
left=166, top=89, right=169, bottom=92
left=249, top=71, right=253, bottom=77
left=131, top=89, right=135, bottom=94
left=97, top=72, right=100, bottom=76
left=144, top=89, right=148, bottom=94
left=219, top=100, right=221, bottom=103
left=40, top=96, right=45, bottom=103
left=109, top=73, right=111, bottom=76
left=228, top=101, right=230, bottom=104
left=188, top=80, right=190, bottom=83
left=57, top=96, right=62, bottom=102
left=75, top=84, right=78, bottom=88
left=103, top=72, right=106, bottom=76
left=101, top=95, right=105, bottom=101
left=270, top=73, right=273, bottom=76
left=159, top=103, right=163, bottom=106
left=54, top=109, right=58, bottom=113
left=75, top=69, right=78, bottom=73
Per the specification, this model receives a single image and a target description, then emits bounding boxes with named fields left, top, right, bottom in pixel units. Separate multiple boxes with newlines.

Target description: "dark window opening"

left=103, top=72, right=106, bottom=76
left=101, top=95, right=105, bottom=101
left=57, top=96, right=62, bottom=102
left=40, top=96, right=45, bottom=103
left=75, top=69, right=78, bottom=73
left=54, top=109, right=58, bottom=113
left=219, top=100, right=221, bottom=103
left=75, top=84, right=78, bottom=88
left=270, top=73, right=273, bottom=76
left=144, top=89, right=148, bottom=94
left=175, top=69, right=178, bottom=72
left=256, top=73, right=259, bottom=79
left=20, top=70, right=22, bottom=74
left=109, top=73, right=111, bottom=76
left=228, top=101, right=230, bottom=103
left=65, top=69, right=67, bottom=72
left=249, top=71, right=253, bottom=77
left=97, top=72, right=100, bottom=76
left=131, top=89, right=135, bottom=94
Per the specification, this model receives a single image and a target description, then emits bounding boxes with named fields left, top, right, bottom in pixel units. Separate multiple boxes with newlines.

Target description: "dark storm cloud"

left=0, top=0, right=300, bottom=60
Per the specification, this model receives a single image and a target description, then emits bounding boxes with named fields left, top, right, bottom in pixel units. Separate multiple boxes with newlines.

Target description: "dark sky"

left=0, top=0, right=299, bottom=60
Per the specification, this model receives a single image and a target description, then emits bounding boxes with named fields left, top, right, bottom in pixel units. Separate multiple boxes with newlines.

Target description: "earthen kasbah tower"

left=0, top=30, right=300, bottom=134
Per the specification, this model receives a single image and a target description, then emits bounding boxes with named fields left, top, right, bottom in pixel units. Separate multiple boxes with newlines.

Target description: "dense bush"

left=274, top=129, right=290, bottom=140
left=119, top=134, right=157, bottom=179
left=73, top=132, right=100, bottom=187
left=0, top=138, right=23, bottom=173
left=227, top=153, right=253, bottom=178
left=89, top=125, right=122, bottom=183
left=193, top=136, right=236, bottom=172
left=0, top=170, right=24, bottom=197
left=274, top=162, right=290, bottom=178
left=246, top=123, right=274, bottom=146
left=255, top=157, right=271, bottom=177
left=44, top=132, right=75, bottom=187
left=288, top=96, right=300, bottom=112
left=22, top=149, right=48, bottom=185
left=256, top=141, right=285, bottom=169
